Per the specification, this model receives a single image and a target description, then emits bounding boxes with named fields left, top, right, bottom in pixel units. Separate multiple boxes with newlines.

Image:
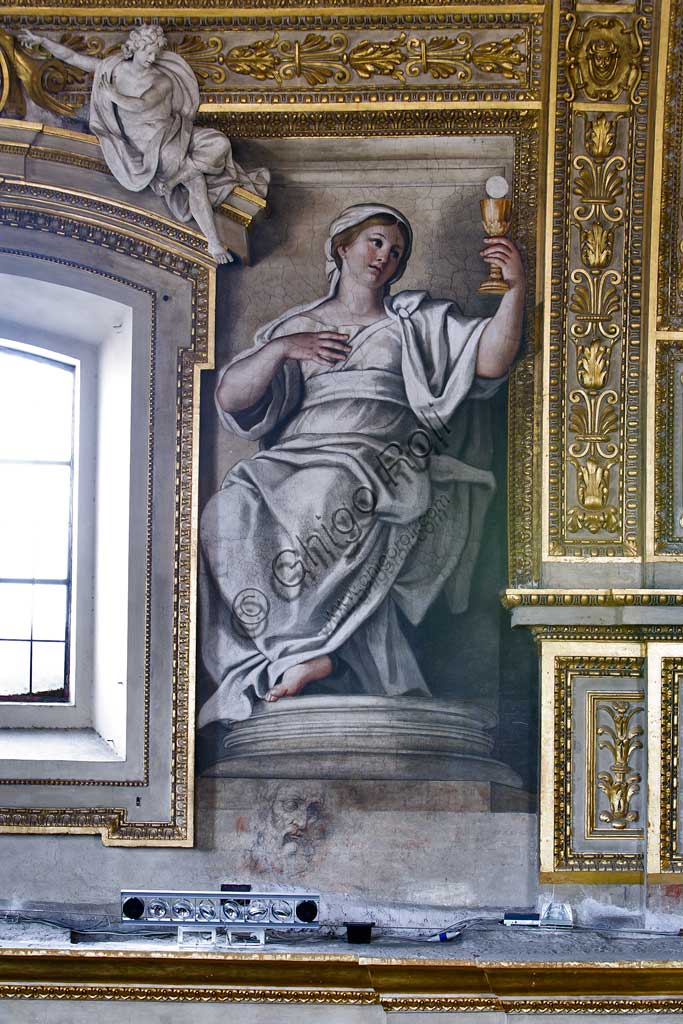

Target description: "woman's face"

left=338, top=223, right=406, bottom=291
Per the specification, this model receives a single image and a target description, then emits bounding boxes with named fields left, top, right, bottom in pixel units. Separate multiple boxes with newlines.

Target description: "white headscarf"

left=324, top=203, right=413, bottom=291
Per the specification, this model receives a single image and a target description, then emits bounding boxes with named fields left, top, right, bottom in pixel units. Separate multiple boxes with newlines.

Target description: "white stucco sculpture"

left=20, top=25, right=270, bottom=263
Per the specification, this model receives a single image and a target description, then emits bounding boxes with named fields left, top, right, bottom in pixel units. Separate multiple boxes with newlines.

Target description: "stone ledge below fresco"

left=199, top=695, right=523, bottom=788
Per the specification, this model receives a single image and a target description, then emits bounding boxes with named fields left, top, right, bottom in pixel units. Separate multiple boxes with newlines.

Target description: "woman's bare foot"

left=265, top=655, right=334, bottom=704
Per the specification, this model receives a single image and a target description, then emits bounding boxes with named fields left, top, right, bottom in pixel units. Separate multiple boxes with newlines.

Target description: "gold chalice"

left=478, top=177, right=512, bottom=295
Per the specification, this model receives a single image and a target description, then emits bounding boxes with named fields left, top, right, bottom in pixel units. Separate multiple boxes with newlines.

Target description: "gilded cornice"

left=0, top=11, right=545, bottom=112
left=4, top=949, right=683, bottom=1007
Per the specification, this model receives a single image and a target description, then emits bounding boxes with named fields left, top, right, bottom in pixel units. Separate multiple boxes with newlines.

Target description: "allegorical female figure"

left=20, top=25, right=269, bottom=263
left=198, top=203, right=524, bottom=726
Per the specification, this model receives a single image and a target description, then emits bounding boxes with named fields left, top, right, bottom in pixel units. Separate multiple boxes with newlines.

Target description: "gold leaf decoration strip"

left=0, top=14, right=543, bottom=111
left=551, top=654, right=645, bottom=875
left=653, top=338, right=683, bottom=553
left=223, top=30, right=527, bottom=86
left=546, top=1, right=651, bottom=558
left=587, top=691, right=645, bottom=837
left=657, top=0, right=683, bottom=326
left=658, top=659, right=683, bottom=873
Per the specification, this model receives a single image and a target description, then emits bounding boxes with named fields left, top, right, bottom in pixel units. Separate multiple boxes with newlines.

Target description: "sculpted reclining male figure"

left=21, top=24, right=269, bottom=263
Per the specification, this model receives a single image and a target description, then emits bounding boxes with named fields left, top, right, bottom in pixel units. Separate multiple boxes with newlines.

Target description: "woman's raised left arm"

left=475, top=237, right=525, bottom=378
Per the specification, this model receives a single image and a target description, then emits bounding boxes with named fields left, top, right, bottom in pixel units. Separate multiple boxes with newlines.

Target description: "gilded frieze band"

left=0, top=13, right=544, bottom=113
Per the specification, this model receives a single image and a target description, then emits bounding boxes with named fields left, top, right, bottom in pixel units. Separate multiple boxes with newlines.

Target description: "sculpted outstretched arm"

left=19, top=30, right=100, bottom=73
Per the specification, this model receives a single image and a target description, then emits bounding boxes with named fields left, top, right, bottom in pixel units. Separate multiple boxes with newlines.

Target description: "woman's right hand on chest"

left=274, top=331, right=351, bottom=367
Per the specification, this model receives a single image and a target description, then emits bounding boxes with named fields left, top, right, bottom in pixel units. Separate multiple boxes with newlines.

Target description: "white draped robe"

left=198, top=289, right=504, bottom=726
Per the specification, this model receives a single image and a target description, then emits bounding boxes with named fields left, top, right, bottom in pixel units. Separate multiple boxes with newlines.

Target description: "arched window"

left=0, top=342, right=77, bottom=701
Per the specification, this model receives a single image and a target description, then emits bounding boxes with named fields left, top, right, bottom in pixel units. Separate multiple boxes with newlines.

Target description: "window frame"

left=0, top=339, right=79, bottom=705
left=0, top=330, right=98, bottom=730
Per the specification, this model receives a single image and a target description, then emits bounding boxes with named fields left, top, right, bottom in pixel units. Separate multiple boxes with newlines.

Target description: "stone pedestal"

left=203, top=695, right=522, bottom=787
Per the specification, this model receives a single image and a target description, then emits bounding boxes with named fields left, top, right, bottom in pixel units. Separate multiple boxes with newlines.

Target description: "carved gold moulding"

left=503, top=589, right=683, bottom=608
left=5, top=948, right=683, bottom=1007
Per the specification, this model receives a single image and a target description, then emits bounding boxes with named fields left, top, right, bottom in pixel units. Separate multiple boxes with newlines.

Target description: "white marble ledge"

left=0, top=728, right=121, bottom=763
left=3, top=921, right=683, bottom=965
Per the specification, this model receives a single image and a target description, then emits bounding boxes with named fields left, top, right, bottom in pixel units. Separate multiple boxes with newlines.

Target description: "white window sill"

left=0, top=728, right=123, bottom=763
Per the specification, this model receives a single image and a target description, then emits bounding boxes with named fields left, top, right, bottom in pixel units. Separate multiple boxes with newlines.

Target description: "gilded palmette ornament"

left=568, top=390, right=619, bottom=460
left=565, top=14, right=645, bottom=104
left=405, top=34, right=474, bottom=80
left=596, top=701, right=644, bottom=829
left=405, top=33, right=525, bottom=82
left=569, top=268, right=621, bottom=342
left=173, top=36, right=227, bottom=84
left=278, top=33, right=351, bottom=86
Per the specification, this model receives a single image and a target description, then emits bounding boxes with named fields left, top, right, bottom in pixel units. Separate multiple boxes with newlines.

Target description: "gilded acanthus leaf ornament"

left=470, top=35, right=526, bottom=80
left=575, top=341, right=610, bottom=391
left=0, top=28, right=87, bottom=117
left=585, top=113, right=616, bottom=161
left=225, top=35, right=281, bottom=82
left=596, top=701, right=644, bottom=829
left=347, top=35, right=406, bottom=82
left=566, top=113, right=625, bottom=538
left=564, top=14, right=645, bottom=104
left=225, top=31, right=526, bottom=86
left=580, top=222, right=614, bottom=269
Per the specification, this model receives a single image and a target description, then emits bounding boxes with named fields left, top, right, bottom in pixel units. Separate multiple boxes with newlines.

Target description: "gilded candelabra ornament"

left=596, top=700, right=644, bottom=829
left=567, top=113, right=625, bottom=536
left=565, top=14, right=645, bottom=104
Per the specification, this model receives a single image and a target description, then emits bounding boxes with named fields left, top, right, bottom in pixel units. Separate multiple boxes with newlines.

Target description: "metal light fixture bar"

left=120, top=889, right=321, bottom=930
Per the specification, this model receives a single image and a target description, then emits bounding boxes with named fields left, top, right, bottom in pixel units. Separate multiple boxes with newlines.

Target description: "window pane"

left=32, top=584, right=67, bottom=641
left=0, top=640, right=30, bottom=696
left=0, top=464, right=71, bottom=579
left=0, top=348, right=74, bottom=462
left=32, top=641, right=66, bottom=694
left=0, top=583, right=32, bottom=640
